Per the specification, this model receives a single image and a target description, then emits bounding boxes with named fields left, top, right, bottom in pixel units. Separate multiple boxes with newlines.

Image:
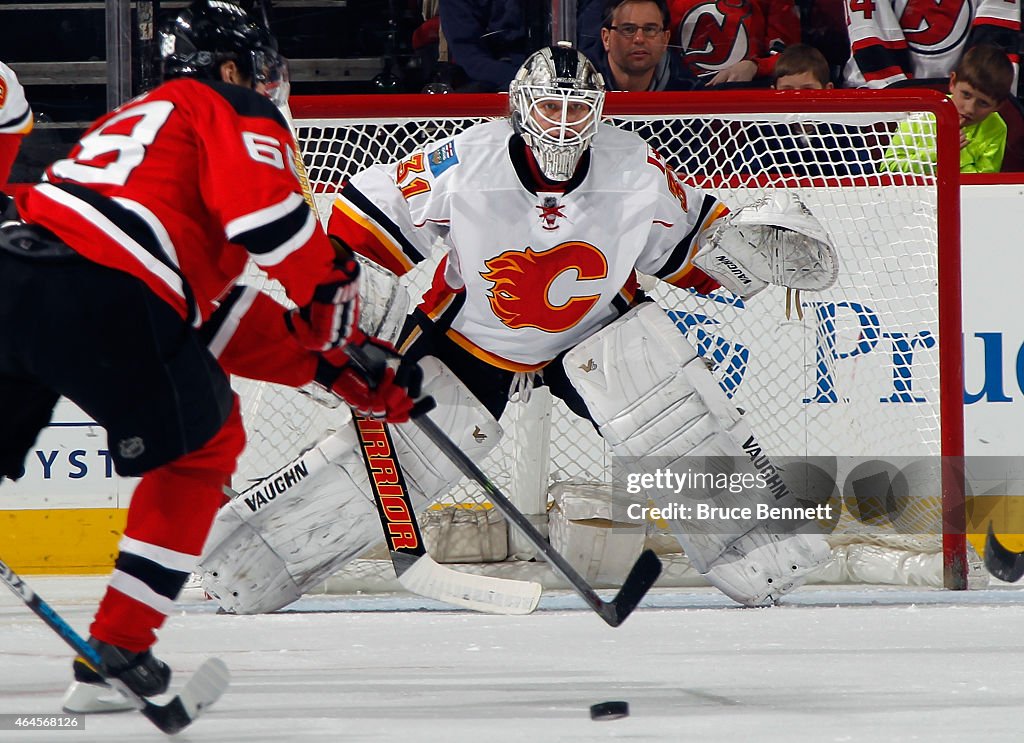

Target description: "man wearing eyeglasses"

left=583, top=0, right=698, bottom=91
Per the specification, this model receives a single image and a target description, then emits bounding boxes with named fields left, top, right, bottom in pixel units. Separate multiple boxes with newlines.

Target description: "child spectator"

left=774, top=42, right=833, bottom=90
left=882, top=44, right=1015, bottom=174
left=735, top=44, right=874, bottom=176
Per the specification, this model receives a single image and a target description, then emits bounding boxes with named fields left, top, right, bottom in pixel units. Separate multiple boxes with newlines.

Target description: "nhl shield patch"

left=428, top=141, right=458, bottom=177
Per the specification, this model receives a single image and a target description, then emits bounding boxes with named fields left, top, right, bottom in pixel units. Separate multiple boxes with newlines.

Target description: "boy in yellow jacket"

left=883, top=44, right=1015, bottom=174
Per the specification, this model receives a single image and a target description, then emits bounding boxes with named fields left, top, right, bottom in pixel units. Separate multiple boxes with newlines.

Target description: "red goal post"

left=240, top=89, right=967, bottom=590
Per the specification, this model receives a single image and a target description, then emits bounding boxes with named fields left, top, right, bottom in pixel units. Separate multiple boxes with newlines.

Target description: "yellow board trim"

left=0, top=508, right=126, bottom=574
left=3, top=494, right=1024, bottom=575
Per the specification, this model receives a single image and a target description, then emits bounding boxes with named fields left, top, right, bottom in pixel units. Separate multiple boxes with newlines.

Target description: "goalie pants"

left=0, top=248, right=245, bottom=652
left=399, top=308, right=594, bottom=421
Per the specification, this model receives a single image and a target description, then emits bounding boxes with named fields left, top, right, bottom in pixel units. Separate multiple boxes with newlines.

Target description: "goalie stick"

left=346, top=328, right=662, bottom=627
left=0, top=556, right=229, bottom=735
left=264, top=83, right=542, bottom=614
left=352, top=413, right=542, bottom=614
left=411, top=413, right=662, bottom=627
left=984, top=522, right=1024, bottom=583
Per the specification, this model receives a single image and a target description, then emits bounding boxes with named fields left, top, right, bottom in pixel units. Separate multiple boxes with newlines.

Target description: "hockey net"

left=234, top=90, right=974, bottom=595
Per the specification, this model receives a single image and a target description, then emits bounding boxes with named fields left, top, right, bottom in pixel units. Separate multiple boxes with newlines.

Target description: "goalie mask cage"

left=235, top=89, right=969, bottom=595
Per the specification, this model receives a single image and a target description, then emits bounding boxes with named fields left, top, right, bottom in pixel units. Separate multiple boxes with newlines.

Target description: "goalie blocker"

left=563, top=303, right=831, bottom=606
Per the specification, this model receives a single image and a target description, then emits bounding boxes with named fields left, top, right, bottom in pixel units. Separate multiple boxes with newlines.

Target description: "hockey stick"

left=984, top=522, right=1024, bottom=582
left=410, top=413, right=662, bottom=627
left=352, top=414, right=542, bottom=613
left=0, top=556, right=229, bottom=735
left=268, top=85, right=541, bottom=614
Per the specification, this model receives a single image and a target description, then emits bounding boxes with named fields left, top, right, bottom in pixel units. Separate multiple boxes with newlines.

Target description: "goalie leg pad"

left=563, top=303, right=829, bottom=605
left=199, top=425, right=382, bottom=614
left=198, top=356, right=502, bottom=614
left=703, top=526, right=831, bottom=606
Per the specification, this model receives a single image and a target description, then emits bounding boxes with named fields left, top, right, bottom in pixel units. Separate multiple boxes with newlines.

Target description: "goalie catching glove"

left=314, top=333, right=423, bottom=422
left=285, top=253, right=361, bottom=352
left=694, top=191, right=838, bottom=299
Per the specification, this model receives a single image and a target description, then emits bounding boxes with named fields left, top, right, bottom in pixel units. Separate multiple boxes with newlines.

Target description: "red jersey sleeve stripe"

left=203, top=285, right=260, bottom=360
left=246, top=208, right=317, bottom=268
left=31, top=183, right=192, bottom=318
left=226, top=192, right=305, bottom=238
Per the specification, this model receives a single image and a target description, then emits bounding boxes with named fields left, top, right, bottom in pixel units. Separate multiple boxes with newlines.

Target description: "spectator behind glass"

left=594, top=0, right=699, bottom=91
left=734, top=44, right=874, bottom=177
left=883, top=44, right=1015, bottom=175
left=668, top=0, right=800, bottom=86
left=0, top=61, right=32, bottom=184
left=844, top=0, right=1019, bottom=92
left=439, top=0, right=532, bottom=92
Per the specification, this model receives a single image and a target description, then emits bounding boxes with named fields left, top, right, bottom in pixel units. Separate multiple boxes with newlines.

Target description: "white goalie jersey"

left=328, top=119, right=728, bottom=370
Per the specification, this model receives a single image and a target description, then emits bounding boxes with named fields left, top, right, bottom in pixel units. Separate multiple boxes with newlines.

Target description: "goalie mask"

left=509, top=43, right=606, bottom=182
left=159, top=0, right=288, bottom=105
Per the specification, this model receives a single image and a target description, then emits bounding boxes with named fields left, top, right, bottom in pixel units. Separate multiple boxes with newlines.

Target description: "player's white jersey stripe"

left=34, top=183, right=188, bottom=305
left=225, top=192, right=305, bottom=240
left=113, top=196, right=181, bottom=266
left=118, top=535, right=199, bottom=573
left=108, top=570, right=177, bottom=616
left=248, top=208, right=317, bottom=268
left=207, top=286, right=259, bottom=359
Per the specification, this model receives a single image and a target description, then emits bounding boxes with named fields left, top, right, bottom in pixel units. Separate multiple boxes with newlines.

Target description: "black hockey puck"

left=590, top=701, right=629, bottom=720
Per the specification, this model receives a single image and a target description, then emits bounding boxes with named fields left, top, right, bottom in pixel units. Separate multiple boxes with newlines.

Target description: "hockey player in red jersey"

left=0, top=0, right=419, bottom=713
left=0, top=60, right=32, bottom=183
left=198, top=43, right=840, bottom=621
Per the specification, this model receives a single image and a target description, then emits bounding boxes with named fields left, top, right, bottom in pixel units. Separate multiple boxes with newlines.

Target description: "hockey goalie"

left=198, top=43, right=840, bottom=615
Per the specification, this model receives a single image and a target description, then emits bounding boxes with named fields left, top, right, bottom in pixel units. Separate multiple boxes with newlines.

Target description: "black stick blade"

left=986, top=523, right=1024, bottom=583
left=602, top=549, right=662, bottom=627
left=142, top=697, right=193, bottom=735
left=141, top=657, right=230, bottom=735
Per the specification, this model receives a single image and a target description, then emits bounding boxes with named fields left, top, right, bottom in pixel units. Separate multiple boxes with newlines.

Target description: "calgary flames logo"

left=481, top=242, right=608, bottom=333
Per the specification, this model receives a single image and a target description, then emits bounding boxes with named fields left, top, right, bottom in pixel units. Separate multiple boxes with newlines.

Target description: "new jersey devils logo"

left=900, top=0, right=971, bottom=54
left=481, top=242, right=608, bottom=332
left=676, top=0, right=753, bottom=72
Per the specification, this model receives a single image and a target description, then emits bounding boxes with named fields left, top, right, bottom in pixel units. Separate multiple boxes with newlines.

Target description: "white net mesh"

left=232, top=93, right=967, bottom=590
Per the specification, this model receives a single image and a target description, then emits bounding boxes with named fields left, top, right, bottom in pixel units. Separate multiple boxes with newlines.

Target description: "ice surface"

left=2, top=576, right=1023, bottom=742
